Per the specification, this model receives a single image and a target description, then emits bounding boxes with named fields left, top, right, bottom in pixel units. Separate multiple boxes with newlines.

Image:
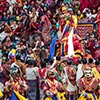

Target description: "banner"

left=76, top=23, right=94, bottom=38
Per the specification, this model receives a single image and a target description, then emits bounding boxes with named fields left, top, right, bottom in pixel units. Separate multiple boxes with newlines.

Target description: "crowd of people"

left=0, top=0, right=100, bottom=100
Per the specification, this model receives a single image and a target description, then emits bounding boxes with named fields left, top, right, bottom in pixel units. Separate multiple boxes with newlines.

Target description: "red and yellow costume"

left=43, top=70, right=66, bottom=100
left=78, top=69, right=98, bottom=100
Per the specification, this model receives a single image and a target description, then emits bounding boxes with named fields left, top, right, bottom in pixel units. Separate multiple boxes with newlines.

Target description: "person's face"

left=31, top=1, right=34, bottom=5
left=6, top=37, right=11, bottom=41
left=28, top=50, right=32, bottom=54
left=47, top=10, right=51, bottom=15
left=70, top=10, right=74, bottom=15
left=48, top=72, right=55, bottom=78
left=32, top=8, right=36, bottom=12
left=62, top=10, right=66, bottom=14
left=77, top=10, right=81, bottom=15
left=3, top=46, right=7, bottom=50
left=3, top=12, right=6, bottom=16
left=88, top=9, right=91, bottom=13
left=13, top=21, right=17, bottom=25
left=25, top=1, right=28, bottom=5
left=93, top=9, right=96, bottom=13
left=44, top=7, right=47, bottom=12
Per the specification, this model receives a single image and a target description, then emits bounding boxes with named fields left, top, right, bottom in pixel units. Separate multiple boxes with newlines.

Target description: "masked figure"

left=43, top=70, right=66, bottom=100
left=78, top=68, right=98, bottom=100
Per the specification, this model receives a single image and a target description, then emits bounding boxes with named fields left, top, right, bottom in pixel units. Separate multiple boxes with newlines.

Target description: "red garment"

left=38, top=68, right=47, bottom=79
left=96, top=66, right=100, bottom=73
left=41, top=15, right=51, bottom=27
left=0, top=1, right=7, bottom=14
left=96, top=12, right=100, bottom=38
left=80, top=0, right=89, bottom=11
left=80, top=0, right=97, bottom=11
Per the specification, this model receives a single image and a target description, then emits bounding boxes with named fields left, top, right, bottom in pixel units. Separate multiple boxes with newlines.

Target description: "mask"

left=84, top=69, right=93, bottom=78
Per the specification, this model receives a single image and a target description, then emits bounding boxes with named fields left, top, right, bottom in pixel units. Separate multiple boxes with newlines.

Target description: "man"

left=43, top=70, right=66, bottom=100
left=78, top=68, right=98, bottom=100
left=62, top=60, right=77, bottom=100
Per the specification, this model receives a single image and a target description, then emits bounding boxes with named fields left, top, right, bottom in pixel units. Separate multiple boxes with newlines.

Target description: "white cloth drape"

left=68, top=28, right=75, bottom=57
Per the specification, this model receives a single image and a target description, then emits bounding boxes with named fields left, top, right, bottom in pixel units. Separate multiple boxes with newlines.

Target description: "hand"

left=94, top=21, right=97, bottom=24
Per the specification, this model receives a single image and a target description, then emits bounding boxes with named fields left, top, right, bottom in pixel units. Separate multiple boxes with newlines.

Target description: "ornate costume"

left=78, top=69, right=98, bottom=100
left=63, top=64, right=77, bottom=100
left=43, top=70, right=66, bottom=100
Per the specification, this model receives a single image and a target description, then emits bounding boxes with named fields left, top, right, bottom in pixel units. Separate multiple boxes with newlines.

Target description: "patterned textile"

left=76, top=23, right=93, bottom=38
left=78, top=78, right=98, bottom=100
left=27, top=80, right=40, bottom=100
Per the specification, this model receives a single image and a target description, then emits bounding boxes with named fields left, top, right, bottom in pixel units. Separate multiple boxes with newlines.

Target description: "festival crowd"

left=0, top=0, right=100, bottom=100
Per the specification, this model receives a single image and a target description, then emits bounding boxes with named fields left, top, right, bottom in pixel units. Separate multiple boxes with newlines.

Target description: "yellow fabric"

left=66, top=15, right=78, bottom=29
left=57, top=92, right=66, bottom=100
left=11, top=49, right=16, bottom=55
left=14, top=90, right=26, bottom=100
left=92, top=67, right=100, bottom=79
left=0, top=91, right=3, bottom=98
left=43, top=92, right=66, bottom=100
left=77, top=14, right=84, bottom=20
left=32, top=50, right=37, bottom=60
left=45, top=97, right=52, bottom=100
left=72, top=15, right=78, bottom=29
left=16, top=16, right=20, bottom=21
left=62, top=6, right=66, bottom=11
left=78, top=93, right=97, bottom=100
left=97, top=96, right=100, bottom=100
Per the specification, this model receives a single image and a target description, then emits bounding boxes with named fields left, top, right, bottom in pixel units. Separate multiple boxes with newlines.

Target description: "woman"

left=26, top=60, right=40, bottom=100
left=38, top=61, right=47, bottom=100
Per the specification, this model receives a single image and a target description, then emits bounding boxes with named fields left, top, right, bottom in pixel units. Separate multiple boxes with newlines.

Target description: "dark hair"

left=67, top=60, right=72, bottom=65
left=16, top=55, right=21, bottom=60
left=78, top=59, right=81, bottom=64
left=41, top=61, right=46, bottom=68
left=82, top=58, right=87, bottom=64
left=56, top=56, right=61, bottom=61
left=33, top=60, right=37, bottom=67
left=49, top=59, right=54, bottom=64
left=88, top=58, right=93, bottom=64
left=29, top=60, right=33, bottom=65
left=95, top=60, right=99, bottom=65
left=44, top=58, right=49, bottom=63
left=98, top=55, right=100, bottom=61
left=39, top=11, right=44, bottom=17
left=29, top=60, right=37, bottom=66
